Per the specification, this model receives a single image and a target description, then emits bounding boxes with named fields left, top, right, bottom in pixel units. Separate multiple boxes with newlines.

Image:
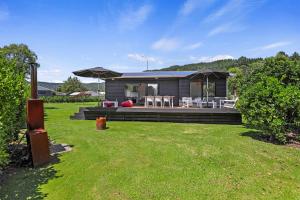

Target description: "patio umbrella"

left=190, top=69, right=229, bottom=107
left=73, top=67, right=122, bottom=105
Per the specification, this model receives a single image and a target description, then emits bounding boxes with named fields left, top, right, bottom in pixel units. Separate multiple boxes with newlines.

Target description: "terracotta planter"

left=96, top=117, right=106, bottom=130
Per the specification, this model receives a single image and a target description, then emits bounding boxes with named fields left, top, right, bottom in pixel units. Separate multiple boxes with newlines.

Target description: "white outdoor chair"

left=154, top=96, right=163, bottom=107
left=163, top=96, right=172, bottom=107
left=145, top=96, right=154, bottom=107
left=193, top=97, right=203, bottom=108
left=203, top=97, right=217, bottom=108
left=182, top=97, right=192, bottom=107
left=223, top=97, right=238, bottom=108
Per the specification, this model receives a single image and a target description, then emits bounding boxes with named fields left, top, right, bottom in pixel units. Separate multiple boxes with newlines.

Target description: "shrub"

left=0, top=57, right=28, bottom=168
left=40, top=95, right=102, bottom=103
left=238, top=53, right=300, bottom=143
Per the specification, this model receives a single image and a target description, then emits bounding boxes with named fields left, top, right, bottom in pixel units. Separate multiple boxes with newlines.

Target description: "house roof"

left=116, top=71, right=197, bottom=79
left=111, top=70, right=229, bottom=79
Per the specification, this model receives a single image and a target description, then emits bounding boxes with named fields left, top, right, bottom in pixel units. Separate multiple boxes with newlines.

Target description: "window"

left=190, top=80, right=202, bottom=98
left=124, top=83, right=146, bottom=103
left=147, top=83, right=158, bottom=96
left=125, top=84, right=139, bottom=98
left=203, top=80, right=215, bottom=97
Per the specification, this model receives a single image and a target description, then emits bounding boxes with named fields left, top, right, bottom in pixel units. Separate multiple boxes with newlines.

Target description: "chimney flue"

left=30, top=63, right=38, bottom=99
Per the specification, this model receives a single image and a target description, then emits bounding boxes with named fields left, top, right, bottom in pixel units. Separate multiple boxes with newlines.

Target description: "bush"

left=238, top=53, right=300, bottom=143
left=40, top=95, right=102, bottom=103
left=0, top=57, right=28, bottom=168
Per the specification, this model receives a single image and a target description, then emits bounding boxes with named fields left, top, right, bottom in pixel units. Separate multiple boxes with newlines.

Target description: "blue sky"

left=0, top=0, right=299, bottom=82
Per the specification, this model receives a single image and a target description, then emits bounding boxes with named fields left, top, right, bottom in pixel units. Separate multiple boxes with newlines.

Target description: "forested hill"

left=156, top=57, right=262, bottom=71
left=38, top=81, right=105, bottom=92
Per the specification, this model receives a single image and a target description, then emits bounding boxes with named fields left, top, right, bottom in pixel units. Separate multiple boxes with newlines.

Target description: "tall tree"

left=290, top=52, right=300, bottom=61
left=0, top=44, right=39, bottom=75
left=238, top=52, right=300, bottom=143
left=57, top=77, right=87, bottom=94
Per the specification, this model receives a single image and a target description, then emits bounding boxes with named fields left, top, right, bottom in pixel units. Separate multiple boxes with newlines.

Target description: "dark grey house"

left=104, top=70, right=228, bottom=106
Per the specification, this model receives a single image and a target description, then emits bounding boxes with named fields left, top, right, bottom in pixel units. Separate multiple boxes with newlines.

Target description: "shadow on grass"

left=44, top=106, right=59, bottom=110
left=240, top=130, right=281, bottom=145
left=0, top=155, right=62, bottom=200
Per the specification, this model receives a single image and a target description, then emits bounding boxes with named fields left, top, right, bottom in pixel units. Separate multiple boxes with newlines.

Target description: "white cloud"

left=39, top=69, right=61, bottom=74
left=119, top=4, right=153, bottom=30
left=127, top=53, right=163, bottom=64
left=204, top=0, right=243, bottom=23
left=52, top=80, right=63, bottom=83
left=208, top=22, right=245, bottom=36
left=152, top=38, right=180, bottom=51
left=184, top=42, right=203, bottom=50
left=208, top=23, right=231, bottom=36
left=190, top=54, right=234, bottom=62
left=180, top=0, right=214, bottom=16
left=38, top=68, right=63, bottom=82
left=249, top=41, right=292, bottom=52
left=259, top=41, right=291, bottom=50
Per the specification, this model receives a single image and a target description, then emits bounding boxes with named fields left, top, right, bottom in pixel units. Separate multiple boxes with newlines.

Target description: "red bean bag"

left=121, top=100, right=133, bottom=107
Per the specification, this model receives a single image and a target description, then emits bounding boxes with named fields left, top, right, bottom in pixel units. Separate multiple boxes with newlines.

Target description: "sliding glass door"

left=190, top=80, right=202, bottom=98
left=124, top=83, right=158, bottom=104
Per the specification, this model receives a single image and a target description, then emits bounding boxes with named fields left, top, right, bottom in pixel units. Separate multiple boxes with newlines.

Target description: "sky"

left=0, top=0, right=299, bottom=83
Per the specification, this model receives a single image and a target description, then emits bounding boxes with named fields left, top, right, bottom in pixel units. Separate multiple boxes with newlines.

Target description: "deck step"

left=70, top=107, right=242, bottom=124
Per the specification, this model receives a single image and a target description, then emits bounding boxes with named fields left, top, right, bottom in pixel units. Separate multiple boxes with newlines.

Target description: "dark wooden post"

left=30, top=63, right=38, bottom=99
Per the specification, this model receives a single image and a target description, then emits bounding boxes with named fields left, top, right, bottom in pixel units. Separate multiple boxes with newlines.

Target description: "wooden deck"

left=71, top=106, right=242, bottom=124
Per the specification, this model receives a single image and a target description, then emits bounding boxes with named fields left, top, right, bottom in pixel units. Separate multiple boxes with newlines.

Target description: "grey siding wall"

left=105, top=79, right=126, bottom=102
left=178, top=79, right=190, bottom=99
left=105, top=76, right=227, bottom=105
left=158, top=79, right=179, bottom=105
left=215, top=78, right=226, bottom=97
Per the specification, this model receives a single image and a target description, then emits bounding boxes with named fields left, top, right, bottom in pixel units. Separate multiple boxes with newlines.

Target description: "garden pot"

left=96, top=117, right=106, bottom=130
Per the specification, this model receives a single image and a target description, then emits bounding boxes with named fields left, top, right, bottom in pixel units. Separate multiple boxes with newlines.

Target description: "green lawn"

left=1, top=103, right=300, bottom=200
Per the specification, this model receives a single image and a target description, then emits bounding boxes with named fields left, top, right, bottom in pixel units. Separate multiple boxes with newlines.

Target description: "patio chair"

left=145, top=96, right=154, bottom=107
left=193, top=97, right=203, bottom=108
left=223, top=97, right=239, bottom=108
left=163, top=96, right=172, bottom=107
left=182, top=97, right=192, bottom=108
left=203, top=97, right=217, bottom=108
left=154, top=96, right=163, bottom=107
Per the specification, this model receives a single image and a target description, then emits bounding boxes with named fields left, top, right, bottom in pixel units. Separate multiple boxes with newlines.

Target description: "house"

left=104, top=69, right=229, bottom=106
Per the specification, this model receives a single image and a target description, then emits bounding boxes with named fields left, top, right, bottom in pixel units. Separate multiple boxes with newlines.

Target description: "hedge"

left=40, top=95, right=102, bottom=103
left=0, top=57, right=27, bottom=168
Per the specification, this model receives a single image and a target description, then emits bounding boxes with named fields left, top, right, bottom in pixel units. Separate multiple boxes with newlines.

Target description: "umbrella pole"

left=98, top=76, right=100, bottom=107
left=206, top=76, right=209, bottom=107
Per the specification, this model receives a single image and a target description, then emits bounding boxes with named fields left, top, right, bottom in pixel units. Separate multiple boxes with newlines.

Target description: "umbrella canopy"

left=188, top=69, right=230, bottom=106
left=72, top=67, right=122, bottom=79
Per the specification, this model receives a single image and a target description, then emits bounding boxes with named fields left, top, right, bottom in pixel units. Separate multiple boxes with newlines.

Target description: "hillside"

left=156, top=57, right=262, bottom=71
left=38, top=81, right=105, bottom=92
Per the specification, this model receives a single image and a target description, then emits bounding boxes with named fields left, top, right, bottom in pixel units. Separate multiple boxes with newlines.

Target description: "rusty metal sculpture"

left=26, top=63, right=50, bottom=167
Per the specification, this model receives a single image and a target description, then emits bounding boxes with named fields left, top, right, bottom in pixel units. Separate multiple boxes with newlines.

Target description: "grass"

left=1, top=102, right=300, bottom=199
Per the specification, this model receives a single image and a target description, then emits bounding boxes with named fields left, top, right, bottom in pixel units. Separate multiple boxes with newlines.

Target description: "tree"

left=227, top=67, right=243, bottom=98
left=238, top=52, right=300, bottom=143
left=0, top=44, right=39, bottom=75
left=290, top=52, right=300, bottom=61
left=57, top=77, right=87, bottom=94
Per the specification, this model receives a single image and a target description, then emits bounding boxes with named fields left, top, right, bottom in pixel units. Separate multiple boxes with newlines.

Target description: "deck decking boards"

left=70, top=107, right=242, bottom=124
